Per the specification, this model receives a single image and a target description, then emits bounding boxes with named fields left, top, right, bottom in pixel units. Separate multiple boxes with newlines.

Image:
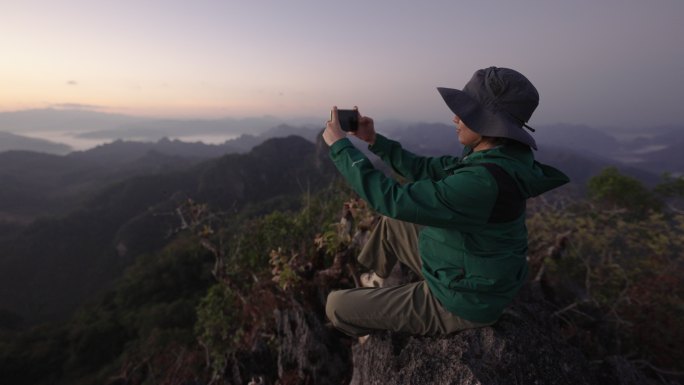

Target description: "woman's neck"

left=471, top=139, right=496, bottom=152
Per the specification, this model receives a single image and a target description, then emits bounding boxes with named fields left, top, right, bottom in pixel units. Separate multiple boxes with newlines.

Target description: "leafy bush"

left=189, top=183, right=355, bottom=379
left=195, top=284, right=244, bottom=376
left=587, top=166, right=662, bottom=214
left=528, top=169, right=684, bottom=374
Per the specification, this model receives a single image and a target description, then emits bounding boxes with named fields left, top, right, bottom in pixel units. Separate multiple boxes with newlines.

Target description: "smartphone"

left=336, top=109, right=359, bottom=132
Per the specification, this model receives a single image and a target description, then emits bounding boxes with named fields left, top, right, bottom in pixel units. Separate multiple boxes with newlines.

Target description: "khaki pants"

left=325, top=216, right=488, bottom=337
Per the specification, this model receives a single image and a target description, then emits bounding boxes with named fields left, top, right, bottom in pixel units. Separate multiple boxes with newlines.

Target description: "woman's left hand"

left=323, top=106, right=347, bottom=146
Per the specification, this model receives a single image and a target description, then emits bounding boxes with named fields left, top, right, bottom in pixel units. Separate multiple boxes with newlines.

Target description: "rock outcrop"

left=218, top=259, right=655, bottom=385
left=275, top=302, right=352, bottom=385
left=348, top=285, right=648, bottom=385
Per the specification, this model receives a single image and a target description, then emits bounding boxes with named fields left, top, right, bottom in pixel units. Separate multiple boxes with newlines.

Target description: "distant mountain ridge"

left=3, top=120, right=677, bottom=224
left=532, top=123, right=684, bottom=175
left=0, top=131, right=71, bottom=154
left=2, top=107, right=682, bottom=176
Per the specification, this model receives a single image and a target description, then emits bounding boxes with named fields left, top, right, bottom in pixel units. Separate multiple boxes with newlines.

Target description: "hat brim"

left=437, top=87, right=537, bottom=150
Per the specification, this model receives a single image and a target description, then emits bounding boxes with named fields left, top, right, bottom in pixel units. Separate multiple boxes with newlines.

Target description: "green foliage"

left=654, top=173, right=684, bottom=197
left=233, top=185, right=349, bottom=270
left=269, top=247, right=302, bottom=290
left=587, top=166, right=662, bottom=214
left=0, top=234, right=215, bottom=385
left=194, top=284, right=244, bottom=375
left=103, top=239, right=213, bottom=383
left=655, top=173, right=684, bottom=214
left=65, top=315, right=128, bottom=372
left=190, top=183, right=355, bottom=378
left=178, top=182, right=351, bottom=292
left=527, top=177, right=684, bottom=371
left=113, top=236, right=213, bottom=309
left=311, top=197, right=376, bottom=263
left=238, top=210, right=309, bottom=271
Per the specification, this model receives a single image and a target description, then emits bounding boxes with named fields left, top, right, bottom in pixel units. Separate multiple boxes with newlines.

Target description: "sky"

left=2, top=0, right=683, bottom=129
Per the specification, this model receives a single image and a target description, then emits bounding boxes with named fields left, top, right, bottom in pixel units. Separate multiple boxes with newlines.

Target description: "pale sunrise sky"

left=2, top=0, right=683, bottom=128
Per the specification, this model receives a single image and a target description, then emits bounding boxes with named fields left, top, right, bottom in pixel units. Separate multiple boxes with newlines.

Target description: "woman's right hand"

left=351, top=107, right=376, bottom=145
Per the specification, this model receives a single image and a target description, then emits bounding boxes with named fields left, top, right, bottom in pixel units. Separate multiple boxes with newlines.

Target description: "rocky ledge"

left=348, top=286, right=648, bottom=385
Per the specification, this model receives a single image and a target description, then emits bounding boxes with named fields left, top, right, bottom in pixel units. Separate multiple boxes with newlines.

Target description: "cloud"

left=66, top=80, right=78, bottom=86
left=50, top=103, right=104, bottom=110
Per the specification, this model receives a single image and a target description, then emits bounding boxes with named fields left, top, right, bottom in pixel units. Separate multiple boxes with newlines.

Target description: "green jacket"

left=329, top=134, right=569, bottom=323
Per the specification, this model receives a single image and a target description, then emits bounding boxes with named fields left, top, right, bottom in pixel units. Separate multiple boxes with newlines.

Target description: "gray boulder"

left=349, top=287, right=647, bottom=385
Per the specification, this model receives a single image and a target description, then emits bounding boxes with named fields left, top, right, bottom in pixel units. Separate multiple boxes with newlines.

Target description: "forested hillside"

left=0, top=135, right=335, bottom=324
left=0, top=137, right=254, bottom=223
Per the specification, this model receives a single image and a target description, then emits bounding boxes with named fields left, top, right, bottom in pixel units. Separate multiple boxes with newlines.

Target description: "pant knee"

left=325, top=290, right=342, bottom=324
left=325, top=290, right=366, bottom=337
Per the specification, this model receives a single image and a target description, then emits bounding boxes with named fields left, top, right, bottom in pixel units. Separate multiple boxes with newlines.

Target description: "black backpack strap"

left=479, top=163, right=526, bottom=223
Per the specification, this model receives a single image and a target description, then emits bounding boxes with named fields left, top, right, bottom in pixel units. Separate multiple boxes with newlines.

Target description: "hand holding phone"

left=336, top=109, right=359, bottom=132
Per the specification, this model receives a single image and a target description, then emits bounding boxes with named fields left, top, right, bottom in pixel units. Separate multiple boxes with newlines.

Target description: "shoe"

left=360, top=272, right=384, bottom=288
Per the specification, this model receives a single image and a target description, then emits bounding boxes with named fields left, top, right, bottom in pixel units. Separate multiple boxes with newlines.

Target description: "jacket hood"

left=460, top=143, right=569, bottom=198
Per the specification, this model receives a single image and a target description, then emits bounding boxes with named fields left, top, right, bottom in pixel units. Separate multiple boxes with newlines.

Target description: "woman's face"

left=453, top=115, right=482, bottom=147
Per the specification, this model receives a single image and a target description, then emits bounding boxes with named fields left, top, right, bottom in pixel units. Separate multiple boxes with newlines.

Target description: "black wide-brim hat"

left=438, top=67, right=539, bottom=150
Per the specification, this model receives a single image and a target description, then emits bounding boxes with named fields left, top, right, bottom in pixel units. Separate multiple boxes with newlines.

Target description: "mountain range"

left=2, top=108, right=682, bottom=176
left=1, top=116, right=680, bottom=227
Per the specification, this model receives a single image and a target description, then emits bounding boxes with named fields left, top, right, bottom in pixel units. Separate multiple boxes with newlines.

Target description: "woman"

left=322, top=67, right=569, bottom=337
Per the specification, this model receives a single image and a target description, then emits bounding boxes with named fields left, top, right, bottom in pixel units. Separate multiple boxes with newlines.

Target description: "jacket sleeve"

left=330, top=138, right=497, bottom=231
left=368, top=134, right=459, bottom=182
